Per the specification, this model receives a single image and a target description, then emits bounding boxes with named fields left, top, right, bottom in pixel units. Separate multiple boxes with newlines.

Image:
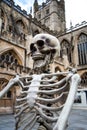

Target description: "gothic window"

left=38, top=14, right=41, bottom=19
left=1, top=9, right=4, bottom=21
left=16, top=20, right=26, bottom=42
left=7, top=90, right=12, bottom=98
left=78, top=33, right=87, bottom=65
left=0, top=9, right=5, bottom=32
left=46, top=9, right=49, bottom=15
left=0, top=50, right=20, bottom=68
left=8, top=26, right=13, bottom=33
left=16, top=20, right=25, bottom=33
left=81, top=72, right=87, bottom=87
left=45, top=17, right=50, bottom=27
left=61, top=40, right=72, bottom=63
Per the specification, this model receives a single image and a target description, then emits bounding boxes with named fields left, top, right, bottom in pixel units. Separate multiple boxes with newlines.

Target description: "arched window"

left=0, top=50, right=22, bottom=68
left=61, top=40, right=72, bottom=63
left=16, top=20, right=26, bottom=41
left=16, top=20, right=25, bottom=33
left=0, top=8, right=5, bottom=33
left=78, top=33, right=87, bottom=65
left=7, top=90, right=12, bottom=98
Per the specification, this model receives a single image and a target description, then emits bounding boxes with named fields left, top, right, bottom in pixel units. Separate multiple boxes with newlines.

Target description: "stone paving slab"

left=0, top=115, right=15, bottom=130
left=67, top=109, right=87, bottom=130
left=0, top=109, right=87, bottom=130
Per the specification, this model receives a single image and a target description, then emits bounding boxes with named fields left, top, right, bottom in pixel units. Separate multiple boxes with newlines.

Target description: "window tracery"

left=0, top=51, right=20, bottom=68
left=61, top=40, right=72, bottom=63
left=16, top=20, right=26, bottom=42
left=0, top=8, right=5, bottom=34
left=16, top=20, right=25, bottom=33
left=78, top=33, right=87, bottom=65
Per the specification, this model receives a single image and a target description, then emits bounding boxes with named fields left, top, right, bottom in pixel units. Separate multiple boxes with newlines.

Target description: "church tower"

left=33, top=0, right=39, bottom=17
left=33, top=0, right=66, bottom=33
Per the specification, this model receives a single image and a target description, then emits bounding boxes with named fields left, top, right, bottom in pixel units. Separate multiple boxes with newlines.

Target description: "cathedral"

left=0, top=0, right=87, bottom=113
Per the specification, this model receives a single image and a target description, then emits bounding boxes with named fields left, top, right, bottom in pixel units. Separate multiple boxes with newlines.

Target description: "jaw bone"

left=33, top=53, right=51, bottom=69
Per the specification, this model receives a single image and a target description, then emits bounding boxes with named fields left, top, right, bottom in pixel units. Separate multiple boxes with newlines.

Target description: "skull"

left=30, top=33, right=60, bottom=69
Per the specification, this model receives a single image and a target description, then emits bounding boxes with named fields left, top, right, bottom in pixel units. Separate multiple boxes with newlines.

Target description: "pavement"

left=0, top=109, right=87, bottom=130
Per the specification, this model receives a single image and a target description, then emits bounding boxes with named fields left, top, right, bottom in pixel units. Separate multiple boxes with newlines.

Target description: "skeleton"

left=0, top=33, right=81, bottom=130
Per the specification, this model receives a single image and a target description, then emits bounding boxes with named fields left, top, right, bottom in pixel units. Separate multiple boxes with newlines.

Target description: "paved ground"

left=67, top=109, right=87, bottom=130
left=0, top=109, right=87, bottom=130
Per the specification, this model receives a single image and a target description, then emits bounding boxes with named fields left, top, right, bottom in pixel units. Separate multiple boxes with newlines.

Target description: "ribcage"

left=14, top=72, right=72, bottom=130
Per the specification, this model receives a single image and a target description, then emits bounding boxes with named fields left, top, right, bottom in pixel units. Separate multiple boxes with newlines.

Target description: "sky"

left=14, top=0, right=87, bottom=28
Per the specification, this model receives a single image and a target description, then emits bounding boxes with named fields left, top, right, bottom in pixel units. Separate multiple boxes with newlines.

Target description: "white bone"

left=35, top=106, right=58, bottom=122
left=20, top=90, right=28, bottom=94
left=26, top=74, right=43, bottom=108
left=36, top=92, right=68, bottom=104
left=42, top=71, right=69, bottom=78
left=53, top=74, right=81, bottom=130
left=36, top=103, right=64, bottom=111
left=15, top=102, right=27, bottom=109
left=39, top=74, right=71, bottom=88
left=16, top=97, right=27, bottom=102
left=43, top=121, right=53, bottom=130
left=15, top=105, right=29, bottom=118
left=18, top=80, right=30, bottom=89
left=0, top=75, right=20, bottom=99
left=41, top=76, right=57, bottom=82
left=38, top=83, right=68, bottom=95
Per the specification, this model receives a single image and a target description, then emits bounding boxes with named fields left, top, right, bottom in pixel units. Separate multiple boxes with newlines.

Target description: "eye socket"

left=46, top=38, right=50, bottom=44
left=30, top=43, right=37, bottom=52
left=37, top=40, right=44, bottom=47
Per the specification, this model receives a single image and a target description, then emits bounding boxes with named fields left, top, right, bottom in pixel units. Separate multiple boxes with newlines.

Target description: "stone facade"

left=34, top=0, right=66, bottom=32
left=0, top=0, right=87, bottom=113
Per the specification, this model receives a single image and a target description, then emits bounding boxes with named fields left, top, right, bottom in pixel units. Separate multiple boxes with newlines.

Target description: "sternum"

left=27, top=74, right=42, bottom=107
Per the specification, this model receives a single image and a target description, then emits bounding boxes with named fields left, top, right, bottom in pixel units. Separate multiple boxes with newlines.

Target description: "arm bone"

left=53, top=74, right=81, bottom=130
left=0, top=75, right=20, bottom=99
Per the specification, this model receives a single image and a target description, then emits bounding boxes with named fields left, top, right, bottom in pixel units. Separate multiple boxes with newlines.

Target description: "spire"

left=34, top=0, right=39, bottom=13
left=46, top=0, right=51, bottom=3
left=10, top=0, right=14, bottom=5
